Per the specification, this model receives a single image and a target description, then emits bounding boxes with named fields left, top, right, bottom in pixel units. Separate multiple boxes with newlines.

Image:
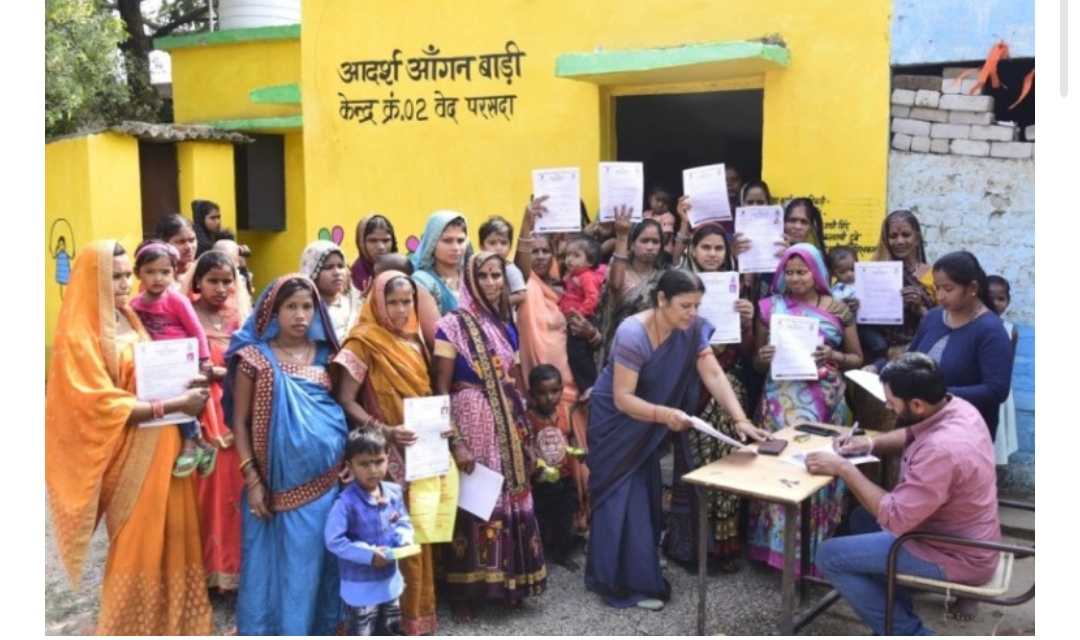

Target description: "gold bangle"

left=239, top=457, right=255, bottom=472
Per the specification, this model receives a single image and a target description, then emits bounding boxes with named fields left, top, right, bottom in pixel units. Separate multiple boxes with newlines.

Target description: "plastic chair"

left=884, top=499, right=1035, bottom=635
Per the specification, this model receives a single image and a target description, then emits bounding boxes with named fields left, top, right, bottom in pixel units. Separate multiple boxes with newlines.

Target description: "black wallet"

left=758, top=439, right=788, bottom=456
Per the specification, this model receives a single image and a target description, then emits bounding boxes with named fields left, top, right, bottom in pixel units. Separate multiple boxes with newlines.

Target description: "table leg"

left=697, top=488, right=708, bottom=636
left=800, top=498, right=812, bottom=602
left=780, top=503, right=797, bottom=635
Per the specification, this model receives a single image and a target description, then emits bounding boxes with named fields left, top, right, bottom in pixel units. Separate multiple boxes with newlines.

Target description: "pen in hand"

left=837, top=422, right=861, bottom=453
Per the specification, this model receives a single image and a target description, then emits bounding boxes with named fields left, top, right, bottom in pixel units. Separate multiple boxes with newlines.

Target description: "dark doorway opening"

left=615, top=89, right=764, bottom=205
left=138, top=142, right=179, bottom=238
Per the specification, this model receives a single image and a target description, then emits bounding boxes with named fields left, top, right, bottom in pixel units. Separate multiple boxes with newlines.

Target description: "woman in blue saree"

left=225, top=275, right=349, bottom=635
left=412, top=210, right=472, bottom=347
left=584, top=270, right=770, bottom=611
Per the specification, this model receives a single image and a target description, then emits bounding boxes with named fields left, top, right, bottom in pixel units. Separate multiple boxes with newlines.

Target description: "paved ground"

left=45, top=488, right=1035, bottom=636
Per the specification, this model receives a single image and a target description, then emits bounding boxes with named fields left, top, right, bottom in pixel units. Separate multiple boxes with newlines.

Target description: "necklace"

left=272, top=339, right=311, bottom=362
left=197, top=307, right=227, bottom=332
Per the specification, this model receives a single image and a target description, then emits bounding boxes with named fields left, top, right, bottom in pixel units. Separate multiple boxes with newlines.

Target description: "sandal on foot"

left=197, top=444, right=218, bottom=477
left=173, top=450, right=199, bottom=478
left=636, top=598, right=665, bottom=611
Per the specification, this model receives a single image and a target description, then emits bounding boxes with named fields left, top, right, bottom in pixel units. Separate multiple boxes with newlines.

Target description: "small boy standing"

left=325, top=431, right=414, bottom=636
left=559, top=236, right=604, bottom=391
left=527, top=365, right=581, bottom=572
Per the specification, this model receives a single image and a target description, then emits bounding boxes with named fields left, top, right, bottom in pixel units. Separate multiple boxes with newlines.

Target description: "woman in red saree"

left=45, top=240, right=213, bottom=634
left=183, top=250, right=251, bottom=592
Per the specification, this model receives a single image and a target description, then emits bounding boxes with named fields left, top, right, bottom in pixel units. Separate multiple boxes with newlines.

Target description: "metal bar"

left=698, top=488, right=708, bottom=635
left=1063, top=0, right=1069, bottom=97
left=780, top=503, right=797, bottom=635
left=800, top=498, right=812, bottom=602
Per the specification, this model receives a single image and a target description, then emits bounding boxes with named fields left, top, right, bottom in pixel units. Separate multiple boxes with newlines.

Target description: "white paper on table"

left=598, top=162, right=644, bottom=222
left=403, top=395, right=452, bottom=481
left=769, top=315, right=820, bottom=381
left=734, top=205, right=785, bottom=274
left=682, top=163, right=732, bottom=226
left=782, top=445, right=879, bottom=469
left=855, top=261, right=904, bottom=325
left=457, top=462, right=503, bottom=521
left=845, top=370, right=886, bottom=402
left=690, top=417, right=757, bottom=455
left=532, top=167, right=581, bottom=233
left=698, top=272, right=742, bottom=345
left=134, top=338, right=200, bottom=428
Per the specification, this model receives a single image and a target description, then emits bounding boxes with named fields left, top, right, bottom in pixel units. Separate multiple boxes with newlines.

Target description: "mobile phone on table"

left=794, top=424, right=841, bottom=438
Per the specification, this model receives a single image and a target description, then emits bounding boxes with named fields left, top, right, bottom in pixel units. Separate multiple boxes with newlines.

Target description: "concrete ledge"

left=156, top=24, right=300, bottom=51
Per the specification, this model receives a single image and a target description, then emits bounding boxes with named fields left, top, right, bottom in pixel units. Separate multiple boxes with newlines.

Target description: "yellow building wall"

left=170, top=38, right=301, bottom=124
left=177, top=142, right=238, bottom=231
left=300, top=0, right=891, bottom=256
left=45, top=133, right=142, bottom=366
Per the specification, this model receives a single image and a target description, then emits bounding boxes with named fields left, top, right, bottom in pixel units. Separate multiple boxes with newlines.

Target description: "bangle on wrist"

left=611, top=252, right=628, bottom=262
left=239, top=457, right=255, bottom=473
left=151, top=400, right=165, bottom=420
left=675, top=234, right=691, bottom=244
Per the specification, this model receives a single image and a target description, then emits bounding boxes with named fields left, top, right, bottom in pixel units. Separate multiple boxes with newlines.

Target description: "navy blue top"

left=324, top=481, right=414, bottom=607
left=907, top=308, right=1012, bottom=436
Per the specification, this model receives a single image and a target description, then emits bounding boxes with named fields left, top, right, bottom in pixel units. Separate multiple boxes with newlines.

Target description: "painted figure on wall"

left=49, top=218, right=75, bottom=299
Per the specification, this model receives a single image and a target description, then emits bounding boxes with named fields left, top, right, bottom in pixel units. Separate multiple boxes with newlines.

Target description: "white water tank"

left=218, top=0, right=300, bottom=30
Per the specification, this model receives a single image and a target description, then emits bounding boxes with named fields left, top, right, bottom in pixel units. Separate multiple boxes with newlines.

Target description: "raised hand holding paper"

left=532, top=167, right=581, bottom=233
left=683, top=163, right=732, bottom=226
left=598, top=162, right=644, bottom=222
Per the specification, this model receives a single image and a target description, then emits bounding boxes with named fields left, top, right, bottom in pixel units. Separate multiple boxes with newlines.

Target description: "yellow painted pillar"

left=177, top=141, right=237, bottom=230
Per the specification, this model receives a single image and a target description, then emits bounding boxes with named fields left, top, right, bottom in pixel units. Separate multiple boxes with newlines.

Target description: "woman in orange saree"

left=514, top=201, right=590, bottom=532
left=332, top=270, right=445, bottom=635
left=45, top=240, right=213, bottom=635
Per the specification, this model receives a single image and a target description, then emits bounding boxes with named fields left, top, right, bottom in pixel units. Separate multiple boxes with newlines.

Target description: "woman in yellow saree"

left=45, top=240, right=213, bottom=635
left=332, top=270, right=448, bottom=635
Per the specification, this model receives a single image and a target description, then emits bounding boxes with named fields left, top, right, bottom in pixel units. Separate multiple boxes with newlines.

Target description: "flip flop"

left=636, top=598, right=665, bottom=611
left=173, top=449, right=199, bottom=478
left=197, top=444, right=218, bottom=477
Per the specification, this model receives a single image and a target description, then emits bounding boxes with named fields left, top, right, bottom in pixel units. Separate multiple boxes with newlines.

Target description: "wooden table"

left=682, top=423, right=865, bottom=635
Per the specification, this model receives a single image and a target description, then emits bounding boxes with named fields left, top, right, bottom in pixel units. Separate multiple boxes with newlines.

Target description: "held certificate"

left=682, top=163, right=732, bottom=226
left=134, top=338, right=199, bottom=428
left=404, top=395, right=452, bottom=481
left=855, top=262, right=904, bottom=325
left=698, top=272, right=743, bottom=345
left=598, top=162, right=644, bottom=222
left=532, top=167, right=581, bottom=233
left=735, top=205, right=785, bottom=274
left=769, top=315, right=820, bottom=381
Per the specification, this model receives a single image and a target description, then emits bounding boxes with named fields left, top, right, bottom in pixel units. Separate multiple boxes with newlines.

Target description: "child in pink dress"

left=130, top=241, right=216, bottom=477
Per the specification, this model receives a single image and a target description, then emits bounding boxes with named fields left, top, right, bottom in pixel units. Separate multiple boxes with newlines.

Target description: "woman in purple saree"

left=584, top=270, right=770, bottom=611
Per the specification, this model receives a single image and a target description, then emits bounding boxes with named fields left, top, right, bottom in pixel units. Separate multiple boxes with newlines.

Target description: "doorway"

left=615, top=89, right=764, bottom=204
left=138, top=141, right=180, bottom=238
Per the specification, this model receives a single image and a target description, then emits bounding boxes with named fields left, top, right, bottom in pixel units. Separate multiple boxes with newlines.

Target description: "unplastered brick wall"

left=890, top=69, right=1035, bottom=158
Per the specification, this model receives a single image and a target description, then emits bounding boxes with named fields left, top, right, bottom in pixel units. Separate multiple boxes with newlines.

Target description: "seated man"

left=806, top=353, right=1000, bottom=636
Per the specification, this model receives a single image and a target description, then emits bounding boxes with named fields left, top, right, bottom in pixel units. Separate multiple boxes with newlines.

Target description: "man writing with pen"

left=805, top=353, right=1001, bottom=635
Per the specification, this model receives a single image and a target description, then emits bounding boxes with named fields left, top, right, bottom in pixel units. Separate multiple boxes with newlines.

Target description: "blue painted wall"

left=1012, top=324, right=1034, bottom=461
left=891, top=0, right=1035, bottom=65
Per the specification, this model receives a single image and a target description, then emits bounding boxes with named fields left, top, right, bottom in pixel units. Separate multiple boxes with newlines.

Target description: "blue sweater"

left=908, top=308, right=1013, bottom=436
left=324, top=481, right=414, bottom=607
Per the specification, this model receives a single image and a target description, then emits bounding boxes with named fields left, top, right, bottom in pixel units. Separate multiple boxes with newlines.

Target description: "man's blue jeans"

left=817, top=507, right=946, bottom=635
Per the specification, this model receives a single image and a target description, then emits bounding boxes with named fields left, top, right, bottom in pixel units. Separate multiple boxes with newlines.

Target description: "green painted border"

left=556, top=40, right=789, bottom=78
left=204, top=115, right=303, bottom=131
left=250, top=84, right=301, bottom=105
left=156, top=25, right=300, bottom=51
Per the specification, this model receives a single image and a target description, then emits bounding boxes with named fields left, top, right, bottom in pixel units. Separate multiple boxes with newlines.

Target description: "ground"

left=44, top=488, right=1035, bottom=636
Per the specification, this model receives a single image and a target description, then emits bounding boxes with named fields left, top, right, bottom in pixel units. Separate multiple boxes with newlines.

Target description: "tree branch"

left=150, top=6, right=208, bottom=39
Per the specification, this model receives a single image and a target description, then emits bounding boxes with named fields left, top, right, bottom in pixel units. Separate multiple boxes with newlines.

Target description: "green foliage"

left=45, top=0, right=128, bottom=137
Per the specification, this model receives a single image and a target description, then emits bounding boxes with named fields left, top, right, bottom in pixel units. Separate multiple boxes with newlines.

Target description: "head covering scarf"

left=410, top=210, right=470, bottom=273
left=460, top=251, right=513, bottom=327
left=45, top=240, right=158, bottom=586
left=771, top=243, right=832, bottom=296
left=351, top=214, right=398, bottom=294
left=191, top=200, right=219, bottom=257
left=300, top=240, right=350, bottom=290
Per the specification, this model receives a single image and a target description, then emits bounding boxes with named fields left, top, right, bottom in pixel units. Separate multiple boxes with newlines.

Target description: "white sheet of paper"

left=682, top=163, right=732, bottom=226
left=855, top=261, right=904, bottom=325
left=404, top=395, right=452, bottom=481
left=457, top=462, right=503, bottom=522
left=690, top=417, right=757, bottom=454
left=769, top=315, right=820, bottom=381
left=782, top=444, right=879, bottom=469
left=598, top=162, right=644, bottom=222
left=532, top=167, right=581, bottom=233
left=698, top=272, right=742, bottom=345
left=845, top=370, right=886, bottom=402
left=734, top=205, right=785, bottom=274
left=134, top=338, right=200, bottom=428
